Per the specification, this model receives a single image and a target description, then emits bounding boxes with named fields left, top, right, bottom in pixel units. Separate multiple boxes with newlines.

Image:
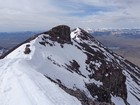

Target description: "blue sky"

left=0, top=0, right=140, bottom=32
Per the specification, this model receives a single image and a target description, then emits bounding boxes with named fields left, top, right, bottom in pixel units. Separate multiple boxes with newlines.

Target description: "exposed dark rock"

left=26, top=44, right=30, bottom=47
left=47, top=56, right=61, bottom=67
left=64, top=60, right=87, bottom=78
left=48, top=25, right=71, bottom=44
left=24, top=45, right=31, bottom=54
left=86, top=83, right=111, bottom=103
left=69, top=60, right=80, bottom=73
left=70, top=30, right=128, bottom=104
left=45, top=75, right=114, bottom=105
left=39, top=42, right=46, bottom=46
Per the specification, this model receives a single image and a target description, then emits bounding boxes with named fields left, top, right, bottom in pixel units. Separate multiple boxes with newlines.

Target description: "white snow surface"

left=111, top=96, right=125, bottom=105
left=0, top=29, right=140, bottom=105
left=0, top=58, right=81, bottom=105
left=71, top=28, right=82, bottom=40
left=6, top=34, right=94, bottom=98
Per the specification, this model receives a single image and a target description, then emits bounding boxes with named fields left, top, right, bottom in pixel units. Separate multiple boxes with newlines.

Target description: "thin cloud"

left=0, top=0, right=140, bottom=31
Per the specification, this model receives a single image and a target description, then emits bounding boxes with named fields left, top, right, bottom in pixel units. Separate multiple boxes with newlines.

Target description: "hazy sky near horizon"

left=0, top=0, right=140, bottom=32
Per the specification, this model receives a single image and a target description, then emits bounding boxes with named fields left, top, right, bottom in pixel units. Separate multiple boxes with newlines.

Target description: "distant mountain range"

left=0, top=29, right=140, bottom=50
left=0, top=29, right=140, bottom=67
left=87, top=29, right=140, bottom=39
left=0, top=31, right=39, bottom=49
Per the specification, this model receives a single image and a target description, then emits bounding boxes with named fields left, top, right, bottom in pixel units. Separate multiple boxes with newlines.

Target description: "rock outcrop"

left=24, top=44, right=31, bottom=54
left=48, top=25, right=71, bottom=44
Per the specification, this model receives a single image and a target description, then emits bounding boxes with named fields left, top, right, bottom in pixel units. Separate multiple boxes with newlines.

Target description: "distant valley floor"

left=94, top=35, right=140, bottom=67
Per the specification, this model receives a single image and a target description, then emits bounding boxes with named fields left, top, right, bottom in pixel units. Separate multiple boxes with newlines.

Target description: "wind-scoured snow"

left=123, top=69, right=140, bottom=105
left=5, top=31, right=106, bottom=101
left=0, top=59, right=81, bottom=105
left=71, top=28, right=81, bottom=40
left=6, top=34, right=94, bottom=98
left=111, top=96, right=125, bottom=105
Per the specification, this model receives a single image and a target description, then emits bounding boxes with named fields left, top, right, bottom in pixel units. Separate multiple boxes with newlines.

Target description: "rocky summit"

left=0, top=25, right=140, bottom=105
left=47, top=25, right=71, bottom=44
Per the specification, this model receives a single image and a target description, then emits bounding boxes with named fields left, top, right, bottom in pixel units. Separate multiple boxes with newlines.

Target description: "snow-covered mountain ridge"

left=0, top=25, right=140, bottom=105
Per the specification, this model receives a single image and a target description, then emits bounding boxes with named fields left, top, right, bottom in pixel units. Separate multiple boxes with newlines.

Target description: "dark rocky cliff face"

left=48, top=25, right=71, bottom=44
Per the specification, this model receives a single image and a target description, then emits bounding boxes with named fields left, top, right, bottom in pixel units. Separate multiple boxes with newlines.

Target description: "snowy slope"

left=0, top=58, right=81, bottom=105
left=0, top=25, right=140, bottom=105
